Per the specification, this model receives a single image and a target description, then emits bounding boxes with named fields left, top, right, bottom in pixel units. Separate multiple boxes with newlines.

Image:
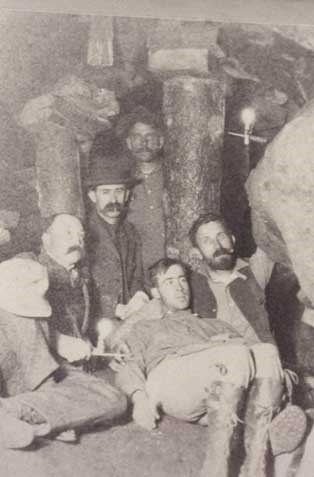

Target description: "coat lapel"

left=88, top=211, right=120, bottom=260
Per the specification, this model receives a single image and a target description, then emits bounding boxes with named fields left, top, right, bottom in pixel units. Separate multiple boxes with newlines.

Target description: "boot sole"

left=0, top=409, right=35, bottom=449
left=269, top=405, right=307, bottom=456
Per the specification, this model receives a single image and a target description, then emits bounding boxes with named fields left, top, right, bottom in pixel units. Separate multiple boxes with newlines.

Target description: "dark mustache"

left=136, top=148, right=154, bottom=153
left=103, top=202, right=123, bottom=212
left=67, top=246, right=83, bottom=254
left=213, top=248, right=233, bottom=258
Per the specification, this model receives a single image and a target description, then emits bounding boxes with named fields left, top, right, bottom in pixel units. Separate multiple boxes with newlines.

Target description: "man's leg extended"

left=0, top=365, right=127, bottom=448
left=146, top=343, right=254, bottom=477
left=146, top=343, right=253, bottom=421
left=240, top=343, right=285, bottom=477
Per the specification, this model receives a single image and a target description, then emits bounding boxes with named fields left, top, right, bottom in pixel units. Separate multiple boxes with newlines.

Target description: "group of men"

left=0, top=106, right=307, bottom=476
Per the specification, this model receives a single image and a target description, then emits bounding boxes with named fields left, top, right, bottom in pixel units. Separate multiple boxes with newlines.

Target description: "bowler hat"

left=0, top=257, right=51, bottom=318
left=87, top=153, right=139, bottom=189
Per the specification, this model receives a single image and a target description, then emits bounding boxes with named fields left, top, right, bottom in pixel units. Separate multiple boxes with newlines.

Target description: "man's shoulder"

left=233, top=258, right=262, bottom=284
left=122, top=220, right=142, bottom=241
left=189, top=269, right=209, bottom=287
left=130, top=298, right=163, bottom=323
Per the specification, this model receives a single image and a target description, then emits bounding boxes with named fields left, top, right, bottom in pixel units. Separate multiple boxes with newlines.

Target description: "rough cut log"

left=149, top=48, right=211, bottom=74
left=35, top=123, right=84, bottom=220
left=246, top=97, right=314, bottom=302
left=87, top=17, right=113, bottom=66
left=163, top=76, right=225, bottom=263
left=19, top=74, right=120, bottom=222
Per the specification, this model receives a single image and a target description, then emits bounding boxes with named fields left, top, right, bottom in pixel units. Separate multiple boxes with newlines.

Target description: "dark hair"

left=189, top=212, right=230, bottom=247
left=148, top=257, right=187, bottom=288
left=115, top=106, right=165, bottom=139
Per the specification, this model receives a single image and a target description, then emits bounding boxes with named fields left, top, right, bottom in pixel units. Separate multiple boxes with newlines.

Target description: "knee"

left=110, top=386, right=128, bottom=415
left=251, top=343, right=283, bottom=380
left=224, top=344, right=252, bottom=366
left=251, top=343, right=280, bottom=360
left=218, top=344, right=253, bottom=387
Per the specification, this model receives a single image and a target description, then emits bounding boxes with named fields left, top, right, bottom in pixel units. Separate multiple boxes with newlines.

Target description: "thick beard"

left=208, top=252, right=236, bottom=271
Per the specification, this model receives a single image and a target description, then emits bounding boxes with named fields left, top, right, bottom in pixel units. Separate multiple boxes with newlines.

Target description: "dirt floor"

left=0, top=416, right=207, bottom=477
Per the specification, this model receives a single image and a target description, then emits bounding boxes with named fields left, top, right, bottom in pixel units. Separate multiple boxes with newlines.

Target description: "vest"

left=190, top=266, right=275, bottom=344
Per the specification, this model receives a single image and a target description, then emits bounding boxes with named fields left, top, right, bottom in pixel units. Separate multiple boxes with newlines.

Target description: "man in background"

left=116, top=106, right=166, bottom=277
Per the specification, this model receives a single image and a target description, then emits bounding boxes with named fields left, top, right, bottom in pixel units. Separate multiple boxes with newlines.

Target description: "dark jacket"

left=38, top=250, right=90, bottom=340
left=87, top=210, right=144, bottom=318
left=190, top=264, right=275, bottom=344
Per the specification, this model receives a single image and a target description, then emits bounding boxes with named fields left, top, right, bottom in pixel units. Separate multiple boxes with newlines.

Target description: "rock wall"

left=246, top=98, right=314, bottom=302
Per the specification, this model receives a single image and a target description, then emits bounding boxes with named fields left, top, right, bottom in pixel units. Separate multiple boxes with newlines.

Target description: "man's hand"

left=115, top=292, right=149, bottom=320
left=56, top=333, right=92, bottom=363
left=109, top=342, right=132, bottom=372
left=132, top=391, right=159, bottom=431
left=0, top=227, right=10, bottom=245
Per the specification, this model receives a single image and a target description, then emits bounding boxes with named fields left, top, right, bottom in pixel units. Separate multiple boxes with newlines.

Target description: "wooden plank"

left=87, top=16, right=114, bottom=66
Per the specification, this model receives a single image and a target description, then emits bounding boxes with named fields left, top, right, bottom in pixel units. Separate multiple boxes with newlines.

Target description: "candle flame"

left=241, top=108, right=256, bottom=129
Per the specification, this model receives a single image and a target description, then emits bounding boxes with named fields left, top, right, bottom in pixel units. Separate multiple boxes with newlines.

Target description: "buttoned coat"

left=87, top=210, right=144, bottom=318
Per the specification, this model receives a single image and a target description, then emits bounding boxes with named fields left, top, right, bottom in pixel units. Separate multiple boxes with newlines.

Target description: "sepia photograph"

left=1, top=2, right=314, bottom=475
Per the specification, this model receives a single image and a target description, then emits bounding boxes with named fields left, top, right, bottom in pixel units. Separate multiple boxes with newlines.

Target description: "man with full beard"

left=188, top=212, right=300, bottom=475
left=189, top=212, right=274, bottom=345
left=87, top=155, right=144, bottom=321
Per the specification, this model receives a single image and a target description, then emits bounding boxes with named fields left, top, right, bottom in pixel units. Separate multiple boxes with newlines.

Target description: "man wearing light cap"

left=0, top=256, right=126, bottom=449
left=188, top=212, right=297, bottom=475
left=116, top=106, right=166, bottom=277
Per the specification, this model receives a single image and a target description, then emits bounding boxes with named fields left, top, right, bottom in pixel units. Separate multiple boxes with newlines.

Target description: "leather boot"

left=200, top=381, right=245, bottom=477
left=0, top=398, right=50, bottom=448
left=239, top=378, right=284, bottom=477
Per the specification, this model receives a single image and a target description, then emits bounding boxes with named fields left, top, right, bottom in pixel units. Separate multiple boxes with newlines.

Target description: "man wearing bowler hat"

left=87, top=153, right=145, bottom=322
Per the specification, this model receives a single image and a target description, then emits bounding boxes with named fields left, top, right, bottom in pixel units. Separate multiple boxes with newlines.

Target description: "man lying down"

left=0, top=256, right=127, bottom=449
left=102, top=257, right=307, bottom=477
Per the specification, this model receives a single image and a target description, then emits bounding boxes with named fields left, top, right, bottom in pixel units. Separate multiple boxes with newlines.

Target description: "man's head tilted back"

left=149, top=258, right=190, bottom=312
left=41, top=214, right=85, bottom=271
left=189, top=213, right=236, bottom=271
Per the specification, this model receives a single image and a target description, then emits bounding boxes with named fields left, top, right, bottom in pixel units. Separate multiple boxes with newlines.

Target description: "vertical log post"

left=163, top=75, right=226, bottom=263
left=35, top=123, right=85, bottom=220
left=87, top=16, right=114, bottom=66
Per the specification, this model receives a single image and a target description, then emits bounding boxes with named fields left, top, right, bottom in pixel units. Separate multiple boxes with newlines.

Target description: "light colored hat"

left=0, top=257, right=51, bottom=318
